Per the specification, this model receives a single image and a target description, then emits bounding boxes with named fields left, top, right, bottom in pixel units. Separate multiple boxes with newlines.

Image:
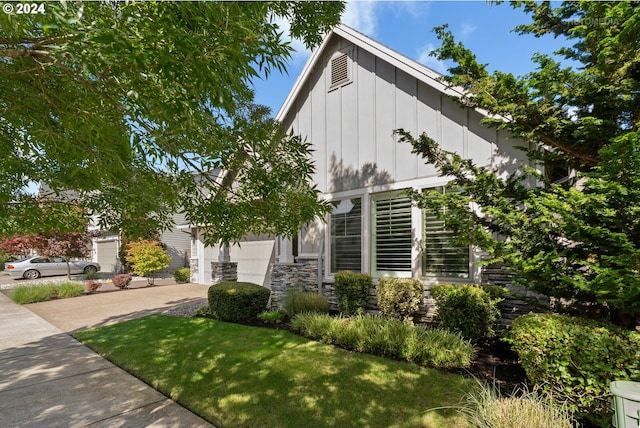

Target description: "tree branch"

left=0, top=48, right=52, bottom=58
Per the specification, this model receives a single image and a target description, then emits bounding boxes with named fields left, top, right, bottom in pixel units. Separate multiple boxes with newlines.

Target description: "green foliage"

left=83, top=271, right=101, bottom=280
left=125, top=239, right=171, bottom=284
left=291, top=313, right=474, bottom=369
left=333, top=271, right=373, bottom=315
left=457, top=379, right=575, bottom=428
left=284, top=291, right=329, bottom=316
left=376, top=277, right=424, bottom=323
left=431, top=284, right=504, bottom=341
left=172, top=268, right=190, bottom=284
left=0, top=2, right=342, bottom=240
left=507, top=313, right=640, bottom=426
left=112, top=274, right=132, bottom=289
left=9, top=282, right=84, bottom=304
left=396, top=2, right=640, bottom=326
left=207, top=282, right=270, bottom=322
left=257, top=310, right=286, bottom=323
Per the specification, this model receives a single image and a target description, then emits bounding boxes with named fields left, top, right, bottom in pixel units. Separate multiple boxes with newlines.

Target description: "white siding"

left=159, top=213, right=191, bottom=272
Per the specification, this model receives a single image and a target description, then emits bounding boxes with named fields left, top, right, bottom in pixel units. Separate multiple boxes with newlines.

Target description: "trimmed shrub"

left=431, top=284, right=505, bottom=340
left=112, top=273, right=132, bottom=289
left=291, top=313, right=474, bottom=369
left=284, top=291, right=329, bottom=316
left=376, top=277, right=424, bottom=323
left=208, top=282, right=270, bottom=322
left=333, top=271, right=373, bottom=315
left=458, top=380, right=575, bottom=428
left=86, top=279, right=102, bottom=293
left=173, top=267, right=190, bottom=283
left=507, top=313, right=640, bottom=427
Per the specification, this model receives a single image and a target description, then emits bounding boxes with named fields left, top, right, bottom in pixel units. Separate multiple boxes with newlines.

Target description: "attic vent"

left=330, top=52, right=351, bottom=89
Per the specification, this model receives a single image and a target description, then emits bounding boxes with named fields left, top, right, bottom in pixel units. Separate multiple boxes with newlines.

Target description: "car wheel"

left=83, top=265, right=97, bottom=274
left=23, top=270, right=40, bottom=280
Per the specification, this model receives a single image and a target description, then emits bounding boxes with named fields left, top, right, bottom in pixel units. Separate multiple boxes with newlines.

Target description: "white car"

left=4, top=256, right=101, bottom=279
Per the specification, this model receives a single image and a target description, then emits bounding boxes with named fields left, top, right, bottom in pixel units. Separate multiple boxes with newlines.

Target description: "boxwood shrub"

left=376, top=277, right=424, bottom=323
left=507, top=313, right=640, bottom=427
left=333, top=271, right=373, bottom=315
left=208, top=282, right=270, bottom=322
left=431, top=284, right=505, bottom=341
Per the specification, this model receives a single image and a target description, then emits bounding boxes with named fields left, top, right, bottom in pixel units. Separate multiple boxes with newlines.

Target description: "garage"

left=95, top=237, right=120, bottom=273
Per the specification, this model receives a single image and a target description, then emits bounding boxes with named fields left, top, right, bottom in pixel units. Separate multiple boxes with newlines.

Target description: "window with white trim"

left=422, top=187, right=469, bottom=278
left=372, top=192, right=412, bottom=274
left=330, top=198, right=361, bottom=272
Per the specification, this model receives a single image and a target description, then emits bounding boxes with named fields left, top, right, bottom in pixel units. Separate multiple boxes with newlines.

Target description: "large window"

left=372, top=193, right=412, bottom=274
left=422, top=187, right=469, bottom=278
left=330, top=198, right=361, bottom=272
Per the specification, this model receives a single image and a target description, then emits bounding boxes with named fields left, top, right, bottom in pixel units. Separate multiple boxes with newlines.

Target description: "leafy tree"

left=125, top=239, right=171, bottom=285
left=397, top=2, right=640, bottom=326
left=0, top=1, right=343, bottom=242
left=0, top=231, right=92, bottom=279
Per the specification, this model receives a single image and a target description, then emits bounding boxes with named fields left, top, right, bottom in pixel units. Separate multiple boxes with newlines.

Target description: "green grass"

left=8, top=282, right=85, bottom=304
left=75, top=315, right=474, bottom=428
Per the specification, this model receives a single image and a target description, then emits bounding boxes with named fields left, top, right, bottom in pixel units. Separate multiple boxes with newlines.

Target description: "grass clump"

left=291, top=313, right=474, bottom=369
left=9, top=282, right=85, bottom=304
left=284, top=291, right=329, bottom=316
left=457, top=380, right=575, bottom=428
left=257, top=310, right=286, bottom=323
left=75, top=315, right=472, bottom=427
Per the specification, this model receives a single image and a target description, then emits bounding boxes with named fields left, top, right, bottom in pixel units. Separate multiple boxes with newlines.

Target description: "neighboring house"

left=92, top=212, right=191, bottom=274
left=37, top=183, right=190, bottom=274
left=189, top=24, right=535, bottom=310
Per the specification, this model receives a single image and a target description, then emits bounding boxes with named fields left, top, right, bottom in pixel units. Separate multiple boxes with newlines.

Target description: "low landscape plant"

left=291, top=312, right=474, bottom=368
left=376, top=277, right=424, bottom=323
left=173, top=267, right=190, bottom=283
left=333, top=270, right=373, bottom=315
left=86, top=279, right=102, bottom=293
left=456, top=380, right=575, bottom=428
left=284, top=290, right=329, bottom=316
left=431, top=284, right=505, bottom=341
left=208, top=281, right=270, bottom=322
left=83, top=271, right=101, bottom=280
left=257, top=310, right=286, bottom=323
left=507, top=313, right=640, bottom=427
left=9, top=282, right=85, bottom=304
left=112, top=273, right=132, bottom=289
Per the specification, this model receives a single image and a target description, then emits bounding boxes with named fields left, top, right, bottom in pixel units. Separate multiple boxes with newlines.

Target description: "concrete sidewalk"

left=0, top=284, right=214, bottom=427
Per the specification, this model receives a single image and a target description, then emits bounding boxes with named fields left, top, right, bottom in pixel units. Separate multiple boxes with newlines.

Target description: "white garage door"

left=231, top=238, right=275, bottom=287
left=96, top=239, right=119, bottom=273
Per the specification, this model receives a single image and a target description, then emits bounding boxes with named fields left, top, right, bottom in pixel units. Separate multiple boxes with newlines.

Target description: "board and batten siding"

left=282, top=37, right=527, bottom=195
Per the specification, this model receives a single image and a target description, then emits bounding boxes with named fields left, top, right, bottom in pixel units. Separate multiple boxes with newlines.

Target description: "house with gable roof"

left=189, top=24, right=535, bottom=311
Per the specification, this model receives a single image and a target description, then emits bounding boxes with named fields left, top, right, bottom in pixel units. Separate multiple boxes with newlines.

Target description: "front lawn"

left=75, top=315, right=473, bottom=427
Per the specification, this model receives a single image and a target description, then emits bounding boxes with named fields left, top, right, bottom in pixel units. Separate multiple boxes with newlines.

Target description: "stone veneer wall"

left=269, top=260, right=318, bottom=310
left=189, top=257, right=199, bottom=283
left=211, top=262, right=237, bottom=284
left=481, top=263, right=549, bottom=325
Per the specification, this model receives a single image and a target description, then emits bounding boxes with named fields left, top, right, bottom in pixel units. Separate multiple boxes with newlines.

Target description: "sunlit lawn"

left=75, top=315, right=473, bottom=427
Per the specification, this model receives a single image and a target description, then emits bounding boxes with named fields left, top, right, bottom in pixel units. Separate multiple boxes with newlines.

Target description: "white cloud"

left=417, top=43, right=447, bottom=74
left=342, top=1, right=379, bottom=36
left=460, top=23, right=477, bottom=39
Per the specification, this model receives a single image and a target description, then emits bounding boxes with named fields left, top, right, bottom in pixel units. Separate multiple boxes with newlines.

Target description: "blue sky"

left=252, top=1, right=569, bottom=115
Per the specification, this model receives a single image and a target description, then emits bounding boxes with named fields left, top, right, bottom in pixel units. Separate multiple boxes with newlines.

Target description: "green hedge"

left=208, top=282, right=270, bottom=322
left=291, top=313, right=474, bottom=369
left=507, top=313, right=640, bottom=427
left=173, top=268, right=190, bottom=283
left=333, top=271, right=373, bottom=315
left=431, top=284, right=505, bottom=341
left=376, top=277, right=424, bottom=323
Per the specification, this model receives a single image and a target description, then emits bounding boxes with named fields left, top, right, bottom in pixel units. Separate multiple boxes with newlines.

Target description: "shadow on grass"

left=75, top=315, right=473, bottom=428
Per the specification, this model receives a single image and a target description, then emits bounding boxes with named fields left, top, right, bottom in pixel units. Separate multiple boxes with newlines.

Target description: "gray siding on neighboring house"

left=160, top=213, right=191, bottom=273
